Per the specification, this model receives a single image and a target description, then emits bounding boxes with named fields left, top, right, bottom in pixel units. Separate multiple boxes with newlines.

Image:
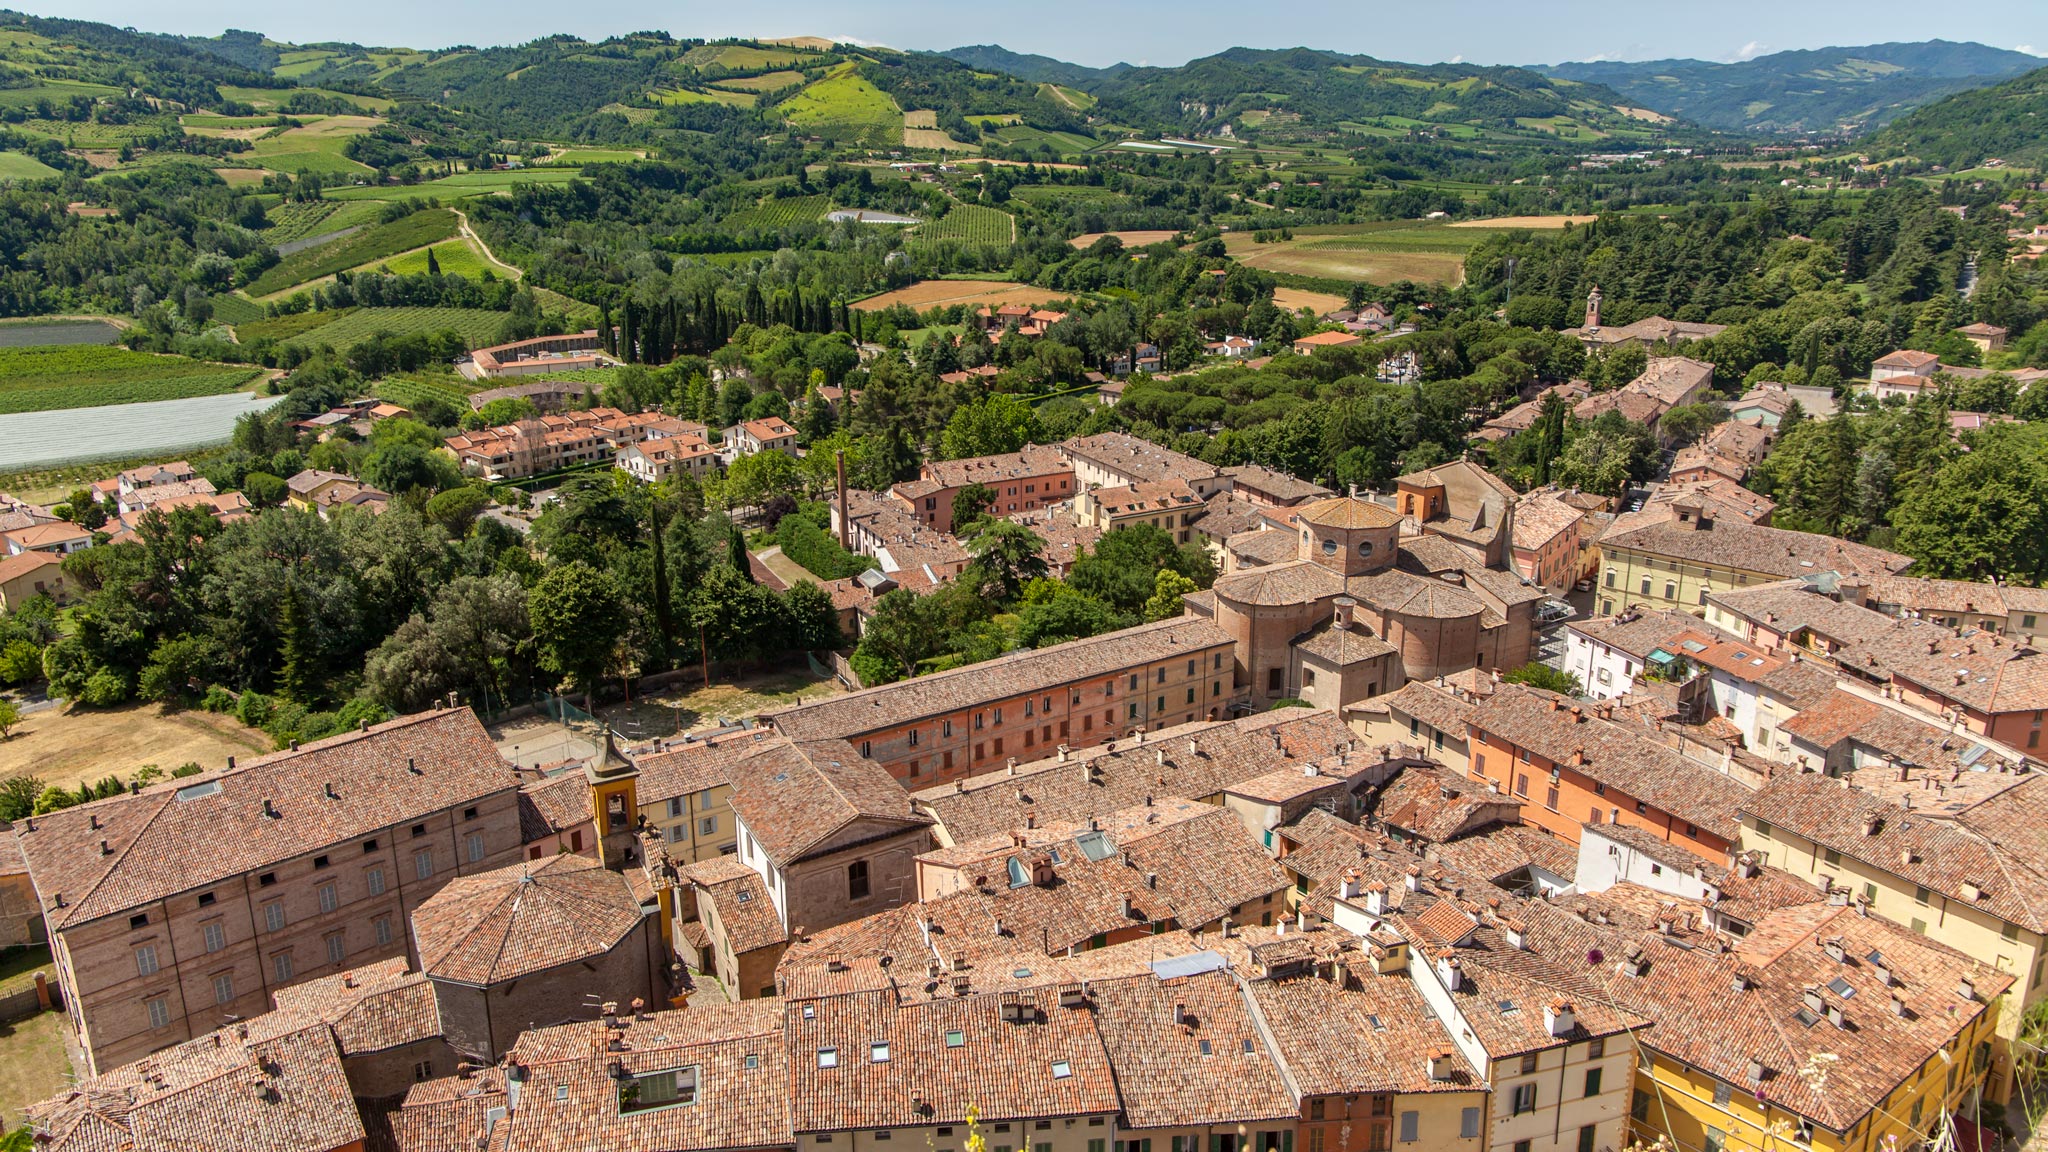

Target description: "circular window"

left=1321, top=539, right=1337, bottom=556
left=1358, top=540, right=1375, bottom=557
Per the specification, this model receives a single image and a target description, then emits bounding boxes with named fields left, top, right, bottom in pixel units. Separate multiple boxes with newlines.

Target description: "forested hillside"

left=1860, top=63, right=2048, bottom=167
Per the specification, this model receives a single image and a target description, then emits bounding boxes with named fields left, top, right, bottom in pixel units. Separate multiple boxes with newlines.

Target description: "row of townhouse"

left=446, top=408, right=710, bottom=480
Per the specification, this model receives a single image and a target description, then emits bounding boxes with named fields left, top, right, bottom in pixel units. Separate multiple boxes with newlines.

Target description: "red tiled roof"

left=412, top=853, right=644, bottom=986
left=19, top=709, right=515, bottom=930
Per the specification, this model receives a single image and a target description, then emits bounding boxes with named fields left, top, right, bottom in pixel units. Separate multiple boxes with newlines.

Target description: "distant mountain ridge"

left=1543, top=40, right=2041, bottom=133
left=943, top=43, right=1659, bottom=141
left=939, top=44, right=1133, bottom=87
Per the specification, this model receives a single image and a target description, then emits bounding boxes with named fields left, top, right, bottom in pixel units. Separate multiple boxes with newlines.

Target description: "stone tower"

left=1584, top=284, right=1602, bottom=329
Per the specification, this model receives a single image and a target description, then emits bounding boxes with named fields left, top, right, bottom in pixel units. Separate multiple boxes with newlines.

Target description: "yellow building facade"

left=1595, top=541, right=1774, bottom=619
left=1738, top=814, right=2039, bottom=1107
left=1630, top=1003, right=1999, bottom=1152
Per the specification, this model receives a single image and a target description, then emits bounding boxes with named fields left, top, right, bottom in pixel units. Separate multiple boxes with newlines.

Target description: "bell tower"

left=1584, top=284, right=1602, bottom=329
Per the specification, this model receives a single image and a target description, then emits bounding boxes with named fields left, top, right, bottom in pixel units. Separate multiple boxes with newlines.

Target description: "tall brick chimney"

left=836, top=450, right=850, bottom=551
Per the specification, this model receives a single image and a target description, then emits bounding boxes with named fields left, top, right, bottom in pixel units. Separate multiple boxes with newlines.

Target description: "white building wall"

left=1561, top=628, right=1639, bottom=700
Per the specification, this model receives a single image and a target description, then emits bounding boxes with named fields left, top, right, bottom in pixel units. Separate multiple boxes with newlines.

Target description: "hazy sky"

left=26, top=0, right=2048, bottom=68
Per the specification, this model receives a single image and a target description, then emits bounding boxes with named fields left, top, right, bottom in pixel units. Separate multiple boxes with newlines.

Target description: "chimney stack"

left=836, top=451, right=850, bottom=549
left=1544, top=1000, right=1575, bottom=1037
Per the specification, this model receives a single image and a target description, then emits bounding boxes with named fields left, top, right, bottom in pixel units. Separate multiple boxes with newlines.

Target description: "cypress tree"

left=727, top=523, right=755, bottom=583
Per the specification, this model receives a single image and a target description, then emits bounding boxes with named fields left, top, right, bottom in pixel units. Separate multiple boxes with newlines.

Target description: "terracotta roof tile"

left=272, top=957, right=442, bottom=1056
left=1093, top=969, right=1296, bottom=1129
left=1600, top=520, right=1913, bottom=581
left=909, top=710, right=1363, bottom=845
left=1468, top=684, right=1750, bottom=839
left=726, top=738, right=929, bottom=864
left=26, top=1013, right=362, bottom=1152
left=412, top=854, right=644, bottom=986
left=19, top=709, right=516, bottom=931
left=765, top=618, right=1233, bottom=745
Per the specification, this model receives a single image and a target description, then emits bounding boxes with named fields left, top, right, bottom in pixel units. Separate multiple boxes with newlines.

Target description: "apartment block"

left=891, top=443, right=1074, bottom=529
left=1464, top=683, right=1749, bottom=857
left=17, top=709, right=526, bottom=1074
left=763, top=617, right=1238, bottom=784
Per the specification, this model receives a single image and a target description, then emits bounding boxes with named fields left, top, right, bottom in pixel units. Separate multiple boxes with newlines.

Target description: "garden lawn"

left=0, top=346, right=262, bottom=414
left=0, top=1010, right=71, bottom=1121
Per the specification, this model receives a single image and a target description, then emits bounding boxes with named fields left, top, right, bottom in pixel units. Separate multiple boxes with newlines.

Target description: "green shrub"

left=235, top=690, right=275, bottom=728
left=0, top=640, right=41, bottom=685
left=777, top=507, right=869, bottom=580
left=200, top=685, right=237, bottom=713
left=81, top=668, right=129, bottom=707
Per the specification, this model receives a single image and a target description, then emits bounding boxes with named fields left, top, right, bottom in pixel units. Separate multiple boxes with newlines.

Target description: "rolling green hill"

left=1544, top=40, right=2042, bottom=134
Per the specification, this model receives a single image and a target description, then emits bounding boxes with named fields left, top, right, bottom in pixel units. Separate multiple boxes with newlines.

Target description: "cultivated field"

left=234, top=309, right=355, bottom=344
left=247, top=208, right=459, bottom=296
left=217, top=85, right=393, bottom=113
left=322, top=168, right=584, bottom=203
left=274, top=307, right=512, bottom=351
left=0, top=319, right=120, bottom=347
left=1272, top=287, right=1349, bottom=314
left=916, top=203, right=1014, bottom=246
left=710, top=71, right=803, bottom=93
left=0, top=394, right=280, bottom=470
left=1070, top=229, right=1181, bottom=248
left=372, top=239, right=493, bottom=280
left=852, top=279, right=1064, bottom=311
left=683, top=43, right=819, bottom=71
left=374, top=374, right=478, bottom=412
left=1446, top=215, right=1598, bottom=228
left=233, top=115, right=381, bottom=177
left=902, top=110, right=978, bottom=152
left=779, top=69, right=900, bottom=143
left=1010, top=185, right=1125, bottom=207
left=544, top=147, right=646, bottom=164
left=724, top=193, right=829, bottom=230
left=0, top=152, right=57, bottom=180
left=0, top=346, right=263, bottom=414
left=0, top=702, right=271, bottom=791
left=1223, top=224, right=1483, bottom=286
